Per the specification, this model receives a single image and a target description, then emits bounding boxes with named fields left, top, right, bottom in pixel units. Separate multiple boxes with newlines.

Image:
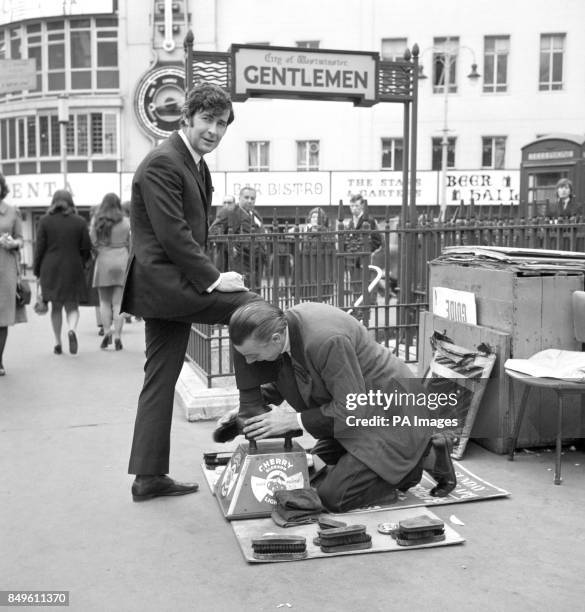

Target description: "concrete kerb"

left=175, top=361, right=238, bottom=422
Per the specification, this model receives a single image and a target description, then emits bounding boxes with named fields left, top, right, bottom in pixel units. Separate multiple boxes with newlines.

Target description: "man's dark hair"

left=349, top=194, right=364, bottom=205
left=229, top=301, right=286, bottom=346
left=181, top=83, right=235, bottom=126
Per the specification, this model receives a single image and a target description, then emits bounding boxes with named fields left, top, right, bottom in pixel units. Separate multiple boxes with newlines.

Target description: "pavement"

left=1, top=295, right=585, bottom=612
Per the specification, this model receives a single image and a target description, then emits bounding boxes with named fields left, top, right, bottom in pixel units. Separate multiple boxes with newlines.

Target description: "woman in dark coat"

left=33, top=190, right=91, bottom=355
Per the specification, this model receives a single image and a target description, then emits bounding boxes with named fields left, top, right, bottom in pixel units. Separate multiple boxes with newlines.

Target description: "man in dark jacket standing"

left=121, top=84, right=265, bottom=501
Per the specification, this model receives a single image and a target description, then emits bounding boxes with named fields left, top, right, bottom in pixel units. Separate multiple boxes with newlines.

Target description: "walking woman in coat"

left=89, top=193, right=130, bottom=350
left=33, top=190, right=91, bottom=355
left=0, top=174, right=25, bottom=375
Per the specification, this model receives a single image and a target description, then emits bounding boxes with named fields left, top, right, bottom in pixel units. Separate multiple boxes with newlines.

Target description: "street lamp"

left=419, top=44, right=480, bottom=221
left=57, top=94, right=69, bottom=190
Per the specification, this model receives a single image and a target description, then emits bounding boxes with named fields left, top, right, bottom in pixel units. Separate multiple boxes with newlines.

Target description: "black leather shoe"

left=428, top=433, right=457, bottom=497
left=68, top=330, right=78, bottom=354
left=212, top=412, right=241, bottom=443
left=131, top=475, right=199, bottom=502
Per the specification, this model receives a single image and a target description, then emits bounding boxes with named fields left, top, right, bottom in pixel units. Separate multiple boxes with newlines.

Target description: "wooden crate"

left=426, top=264, right=585, bottom=451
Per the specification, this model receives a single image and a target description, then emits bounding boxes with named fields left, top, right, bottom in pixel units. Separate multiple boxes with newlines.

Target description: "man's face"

left=183, top=107, right=230, bottom=156
left=350, top=201, right=363, bottom=217
left=239, top=189, right=257, bottom=212
left=223, top=197, right=236, bottom=211
left=234, top=333, right=283, bottom=364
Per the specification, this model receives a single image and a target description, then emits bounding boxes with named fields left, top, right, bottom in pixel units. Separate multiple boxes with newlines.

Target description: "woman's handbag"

left=15, top=256, right=32, bottom=307
left=33, top=285, right=49, bottom=315
left=15, top=278, right=32, bottom=307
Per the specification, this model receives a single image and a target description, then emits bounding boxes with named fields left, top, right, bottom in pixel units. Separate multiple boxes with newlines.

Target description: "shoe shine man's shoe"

left=428, top=433, right=457, bottom=497
left=131, top=475, right=199, bottom=502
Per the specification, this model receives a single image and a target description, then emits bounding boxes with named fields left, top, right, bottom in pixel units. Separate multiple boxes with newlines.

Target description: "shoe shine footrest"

left=214, top=440, right=310, bottom=520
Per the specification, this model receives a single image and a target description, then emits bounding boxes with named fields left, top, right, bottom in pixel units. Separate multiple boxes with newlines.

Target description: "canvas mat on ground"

left=233, top=507, right=464, bottom=563
left=201, top=459, right=509, bottom=511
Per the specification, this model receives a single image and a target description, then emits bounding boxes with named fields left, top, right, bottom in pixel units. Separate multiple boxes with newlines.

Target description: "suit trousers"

left=311, top=438, right=430, bottom=513
left=128, top=290, right=273, bottom=475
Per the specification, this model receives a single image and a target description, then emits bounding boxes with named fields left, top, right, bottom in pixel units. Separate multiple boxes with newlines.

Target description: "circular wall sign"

left=135, top=65, right=186, bottom=139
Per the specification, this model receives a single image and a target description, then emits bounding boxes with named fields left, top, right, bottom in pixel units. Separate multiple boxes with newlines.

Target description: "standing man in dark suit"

left=209, top=186, right=266, bottom=292
left=121, top=83, right=267, bottom=502
left=343, top=194, right=383, bottom=323
left=224, top=301, right=456, bottom=512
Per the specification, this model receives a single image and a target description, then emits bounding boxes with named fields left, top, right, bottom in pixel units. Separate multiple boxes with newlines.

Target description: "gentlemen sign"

left=231, top=44, right=378, bottom=106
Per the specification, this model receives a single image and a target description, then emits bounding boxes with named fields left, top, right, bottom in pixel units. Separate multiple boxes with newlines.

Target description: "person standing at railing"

left=209, top=186, right=266, bottom=292
left=547, top=178, right=582, bottom=220
left=121, top=84, right=268, bottom=503
left=343, top=194, right=382, bottom=322
left=208, top=194, right=237, bottom=271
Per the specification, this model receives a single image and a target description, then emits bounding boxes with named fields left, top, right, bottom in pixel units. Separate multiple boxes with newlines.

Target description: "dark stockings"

left=0, top=326, right=7, bottom=366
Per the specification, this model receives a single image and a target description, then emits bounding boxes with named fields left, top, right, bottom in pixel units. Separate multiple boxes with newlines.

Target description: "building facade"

left=1, top=0, right=584, bottom=263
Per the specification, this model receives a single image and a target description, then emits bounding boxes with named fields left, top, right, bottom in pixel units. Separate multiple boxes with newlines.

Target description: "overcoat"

left=261, top=302, right=432, bottom=485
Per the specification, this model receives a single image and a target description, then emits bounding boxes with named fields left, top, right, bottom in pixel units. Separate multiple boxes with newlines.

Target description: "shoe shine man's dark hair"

left=229, top=301, right=286, bottom=346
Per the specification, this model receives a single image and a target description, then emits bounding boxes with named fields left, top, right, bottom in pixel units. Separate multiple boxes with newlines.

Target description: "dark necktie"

left=198, top=160, right=208, bottom=194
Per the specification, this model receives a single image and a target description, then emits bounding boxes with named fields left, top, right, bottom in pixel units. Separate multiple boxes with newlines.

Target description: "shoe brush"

left=251, top=534, right=307, bottom=561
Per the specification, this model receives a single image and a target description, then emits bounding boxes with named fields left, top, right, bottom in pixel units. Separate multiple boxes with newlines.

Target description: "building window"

left=247, top=141, right=269, bottom=171
left=0, top=111, right=118, bottom=170
left=296, top=40, right=320, bottom=49
left=483, top=36, right=509, bottom=93
left=381, top=138, right=404, bottom=170
left=482, top=136, right=506, bottom=169
left=381, top=38, right=407, bottom=61
left=0, top=16, right=119, bottom=97
left=432, top=137, right=456, bottom=170
left=539, top=33, right=565, bottom=91
left=433, top=37, right=459, bottom=94
left=297, top=140, right=320, bottom=171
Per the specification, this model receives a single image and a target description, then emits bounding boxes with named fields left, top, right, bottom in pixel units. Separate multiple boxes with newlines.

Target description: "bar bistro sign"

left=231, top=44, right=378, bottom=106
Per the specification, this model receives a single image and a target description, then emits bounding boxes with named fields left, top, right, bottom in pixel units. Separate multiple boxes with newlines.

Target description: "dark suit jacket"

left=209, top=205, right=265, bottom=237
left=346, top=213, right=382, bottom=252
left=121, top=131, right=220, bottom=318
left=547, top=197, right=582, bottom=218
left=260, top=303, right=431, bottom=485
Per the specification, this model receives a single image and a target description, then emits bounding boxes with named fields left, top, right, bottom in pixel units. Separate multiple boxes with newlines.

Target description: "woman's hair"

left=94, top=192, right=123, bottom=243
left=556, top=178, right=573, bottom=198
left=229, top=301, right=286, bottom=346
left=306, top=206, right=330, bottom=228
left=49, top=189, right=76, bottom=215
left=0, top=173, right=9, bottom=200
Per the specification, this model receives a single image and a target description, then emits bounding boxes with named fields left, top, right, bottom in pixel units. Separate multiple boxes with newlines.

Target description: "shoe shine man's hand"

left=243, top=408, right=299, bottom=440
left=216, top=271, right=249, bottom=292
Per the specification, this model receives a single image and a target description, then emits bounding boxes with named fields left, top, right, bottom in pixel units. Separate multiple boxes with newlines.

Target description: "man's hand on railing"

left=215, top=271, right=249, bottom=292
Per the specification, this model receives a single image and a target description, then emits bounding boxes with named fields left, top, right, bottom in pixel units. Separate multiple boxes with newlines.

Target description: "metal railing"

left=187, top=216, right=585, bottom=386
